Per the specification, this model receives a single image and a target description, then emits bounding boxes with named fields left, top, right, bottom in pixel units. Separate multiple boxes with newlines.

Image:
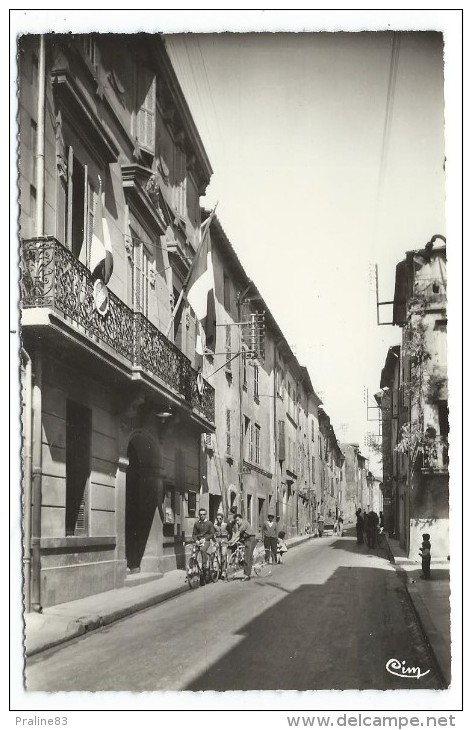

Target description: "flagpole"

left=165, top=202, right=218, bottom=338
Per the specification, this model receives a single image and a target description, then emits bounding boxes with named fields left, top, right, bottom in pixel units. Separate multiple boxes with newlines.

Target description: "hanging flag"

left=186, top=210, right=216, bottom=361
left=90, top=186, right=113, bottom=284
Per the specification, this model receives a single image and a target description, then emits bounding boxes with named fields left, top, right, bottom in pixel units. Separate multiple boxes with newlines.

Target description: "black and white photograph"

left=9, top=6, right=464, bottom=719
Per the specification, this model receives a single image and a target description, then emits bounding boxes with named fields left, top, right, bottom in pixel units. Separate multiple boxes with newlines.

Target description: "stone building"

left=378, top=238, right=448, bottom=558
left=200, top=215, right=322, bottom=538
left=317, top=409, right=345, bottom=523
left=20, top=33, right=215, bottom=609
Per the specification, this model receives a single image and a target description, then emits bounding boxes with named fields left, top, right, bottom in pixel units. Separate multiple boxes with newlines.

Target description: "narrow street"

left=26, top=533, right=442, bottom=692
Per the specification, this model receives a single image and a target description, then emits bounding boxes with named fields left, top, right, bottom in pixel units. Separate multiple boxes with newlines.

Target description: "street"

left=26, top=533, right=442, bottom=692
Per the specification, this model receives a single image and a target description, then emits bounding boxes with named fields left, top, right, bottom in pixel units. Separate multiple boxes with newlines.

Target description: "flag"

left=186, top=212, right=216, bottom=367
left=90, top=189, right=113, bottom=284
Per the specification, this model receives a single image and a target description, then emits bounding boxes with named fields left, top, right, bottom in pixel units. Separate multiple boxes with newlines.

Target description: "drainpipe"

left=35, top=34, right=46, bottom=238
left=273, top=340, right=278, bottom=524
left=21, top=349, right=32, bottom=613
left=31, top=351, right=43, bottom=612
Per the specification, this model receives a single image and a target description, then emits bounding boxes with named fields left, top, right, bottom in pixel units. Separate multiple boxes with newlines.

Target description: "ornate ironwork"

left=21, top=237, right=215, bottom=424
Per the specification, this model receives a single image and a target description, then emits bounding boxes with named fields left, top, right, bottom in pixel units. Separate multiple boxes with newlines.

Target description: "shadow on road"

left=184, top=565, right=443, bottom=692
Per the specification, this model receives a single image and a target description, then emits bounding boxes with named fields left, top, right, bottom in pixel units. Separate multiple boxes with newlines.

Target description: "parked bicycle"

left=226, top=540, right=274, bottom=581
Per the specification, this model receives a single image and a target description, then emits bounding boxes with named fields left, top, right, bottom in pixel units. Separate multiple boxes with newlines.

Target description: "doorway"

left=125, top=433, right=159, bottom=572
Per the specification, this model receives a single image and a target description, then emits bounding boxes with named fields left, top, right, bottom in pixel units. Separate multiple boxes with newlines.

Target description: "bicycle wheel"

left=253, top=549, right=273, bottom=578
left=208, top=551, right=221, bottom=583
left=187, top=556, right=201, bottom=590
left=226, top=551, right=242, bottom=581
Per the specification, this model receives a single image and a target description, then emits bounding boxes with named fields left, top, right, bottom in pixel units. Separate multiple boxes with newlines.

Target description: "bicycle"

left=187, top=540, right=221, bottom=588
left=208, top=539, right=228, bottom=582
left=226, top=540, right=274, bottom=581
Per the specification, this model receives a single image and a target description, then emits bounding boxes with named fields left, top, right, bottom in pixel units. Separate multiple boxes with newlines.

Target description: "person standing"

left=226, top=505, right=238, bottom=541
left=366, top=509, right=379, bottom=548
left=356, top=508, right=364, bottom=545
left=419, top=533, right=432, bottom=579
left=230, top=513, right=257, bottom=581
left=192, top=508, right=215, bottom=576
left=262, top=513, right=278, bottom=564
left=213, top=512, right=229, bottom=578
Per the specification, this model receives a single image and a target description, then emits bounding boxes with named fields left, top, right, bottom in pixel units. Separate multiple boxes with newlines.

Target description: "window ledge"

left=40, top=536, right=116, bottom=550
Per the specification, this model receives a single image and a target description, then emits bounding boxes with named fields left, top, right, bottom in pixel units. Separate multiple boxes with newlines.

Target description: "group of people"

left=191, top=506, right=288, bottom=582
left=356, top=508, right=384, bottom=548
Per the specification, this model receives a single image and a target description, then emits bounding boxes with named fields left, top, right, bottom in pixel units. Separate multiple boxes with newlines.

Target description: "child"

left=277, top=531, right=288, bottom=564
left=419, top=533, right=431, bottom=579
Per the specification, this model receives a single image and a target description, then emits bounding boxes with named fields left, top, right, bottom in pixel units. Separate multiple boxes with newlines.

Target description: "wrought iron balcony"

left=21, top=237, right=215, bottom=425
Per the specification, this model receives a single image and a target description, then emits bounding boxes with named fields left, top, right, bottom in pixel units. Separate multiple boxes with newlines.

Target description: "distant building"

left=378, top=239, right=448, bottom=558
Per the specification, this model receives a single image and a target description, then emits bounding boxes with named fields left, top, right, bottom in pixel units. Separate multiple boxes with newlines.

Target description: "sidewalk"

left=24, top=533, right=314, bottom=658
left=384, top=535, right=451, bottom=687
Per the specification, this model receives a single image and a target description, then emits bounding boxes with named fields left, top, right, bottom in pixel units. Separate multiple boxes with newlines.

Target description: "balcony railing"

left=21, top=237, right=215, bottom=425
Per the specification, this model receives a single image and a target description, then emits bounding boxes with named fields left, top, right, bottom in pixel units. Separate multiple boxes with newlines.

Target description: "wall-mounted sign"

left=93, top=279, right=109, bottom=316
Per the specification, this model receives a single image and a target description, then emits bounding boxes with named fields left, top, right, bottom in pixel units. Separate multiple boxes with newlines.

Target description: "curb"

left=26, top=583, right=190, bottom=658
left=384, top=535, right=449, bottom=689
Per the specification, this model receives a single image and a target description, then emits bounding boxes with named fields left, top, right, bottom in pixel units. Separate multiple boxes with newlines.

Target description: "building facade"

left=200, top=215, right=323, bottom=538
left=378, top=239, right=448, bottom=558
left=20, top=33, right=215, bottom=609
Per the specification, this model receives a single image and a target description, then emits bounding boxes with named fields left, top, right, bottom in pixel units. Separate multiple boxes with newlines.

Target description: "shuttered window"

left=137, top=69, right=156, bottom=153
left=66, top=400, right=91, bottom=536
left=278, top=420, right=285, bottom=461
left=255, top=424, right=261, bottom=465
left=225, top=325, right=232, bottom=372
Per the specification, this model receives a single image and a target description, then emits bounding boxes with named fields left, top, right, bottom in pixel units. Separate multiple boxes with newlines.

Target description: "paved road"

left=26, top=533, right=442, bottom=691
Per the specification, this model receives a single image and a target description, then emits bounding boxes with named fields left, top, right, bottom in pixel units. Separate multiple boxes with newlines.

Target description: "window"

left=318, top=435, right=323, bottom=458
left=255, top=424, right=261, bottom=465
left=81, top=34, right=97, bottom=66
left=225, top=325, right=232, bottom=373
left=66, top=401, right=91, bottom=536
left=65, top=148, right=96, bottom=268
left=311, top=419, right=315, bottom=442
left=226, top=408, right=232, bottom=455
left=244, top=416, right=250, bottom=460
left=312, top=455, right=316, bottom=484
left=254, top=364, right=259, bottom=401
left=129, top=226, right=154, bottom=318
left=30, top=119, right=37, bottom=181
left=173, top=147, right=187, bottom=218
left=247, top=494, right=252, bottom=524
left=136, top=68, right=156, bottom=153
left=188, top=491, right=197, bottom=518
left=249, top=424, right=254, bottom=463
left=276, top=368, right=282, bottom=396
left=242, top=347, right=248, bottom=389
left=278, top=420, right=285, bottom=461
left=223, top=273, right=231, bottom=311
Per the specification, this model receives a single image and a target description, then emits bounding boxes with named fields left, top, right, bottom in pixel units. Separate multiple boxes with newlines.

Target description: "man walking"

left=262, top=512, right=278, bottom=564
left=230, top=513, right=257, bottom=581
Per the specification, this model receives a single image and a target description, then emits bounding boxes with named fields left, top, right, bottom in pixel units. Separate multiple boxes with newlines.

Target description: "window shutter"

left=137, top=72, right=155, bottom=152
left=278, top=420, right=285, bottom=461
left=225, top=325, right=232, bottom=372
left=226, top=409, right=231, bottom=455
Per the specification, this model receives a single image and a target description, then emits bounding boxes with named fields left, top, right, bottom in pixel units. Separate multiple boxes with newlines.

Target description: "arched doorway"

left=125, top=432, right=160, bottom=572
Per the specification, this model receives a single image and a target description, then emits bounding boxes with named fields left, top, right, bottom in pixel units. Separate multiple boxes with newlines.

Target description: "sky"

left=165, top=30, right=447, bottom=466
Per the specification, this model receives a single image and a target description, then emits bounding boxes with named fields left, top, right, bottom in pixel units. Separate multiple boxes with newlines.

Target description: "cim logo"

left=386, top=658, right=430, bottom=680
